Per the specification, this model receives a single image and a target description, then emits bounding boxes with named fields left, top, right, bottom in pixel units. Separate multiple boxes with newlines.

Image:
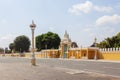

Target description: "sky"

left=0, top=0, right=120, bottom=48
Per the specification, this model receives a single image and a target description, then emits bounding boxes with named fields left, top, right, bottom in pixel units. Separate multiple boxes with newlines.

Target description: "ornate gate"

left=63, top=44, right=67, bottom=58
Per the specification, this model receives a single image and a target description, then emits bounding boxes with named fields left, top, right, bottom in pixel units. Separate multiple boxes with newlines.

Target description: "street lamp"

left=94, top=37, right=97, bottom=60
left=45, top=44, right=47, bottom=49
left=30, top=20, right=36, bottom=65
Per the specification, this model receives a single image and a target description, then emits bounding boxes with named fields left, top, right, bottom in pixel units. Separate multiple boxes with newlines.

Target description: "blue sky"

left=0, top=0, right=120, bottom=48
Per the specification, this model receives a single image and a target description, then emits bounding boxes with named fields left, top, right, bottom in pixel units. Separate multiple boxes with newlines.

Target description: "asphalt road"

left=36, top=58, right=120, bottom=77
left=0, top=57, right=120, bottom=80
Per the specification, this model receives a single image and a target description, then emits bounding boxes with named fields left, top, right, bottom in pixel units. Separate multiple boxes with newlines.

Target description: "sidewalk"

left=58, top=58, right=120, bottom=63
left=1, top=55, right=120, bottom=63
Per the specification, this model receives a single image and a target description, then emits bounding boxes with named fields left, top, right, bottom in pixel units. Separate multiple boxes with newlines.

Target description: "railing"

left=99, top=48, right=120, bottom=52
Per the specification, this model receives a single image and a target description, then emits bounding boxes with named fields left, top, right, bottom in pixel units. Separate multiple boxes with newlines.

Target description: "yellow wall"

left=67, top=50, right=80, bottom=59
left=25, top=53, right=30, bottom=57
left=3, top=48, right=120, bottom=61
left=99, top=52, right=120, bottom=60
left=88, top=51, right=95, bottom=59
left=25, top=49, right=60, bottom=58
left=64, top=49, right=120, bottom=61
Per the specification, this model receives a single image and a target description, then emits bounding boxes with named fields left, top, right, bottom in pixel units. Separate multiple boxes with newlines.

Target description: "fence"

left=99, top=48, right=120, bottom=52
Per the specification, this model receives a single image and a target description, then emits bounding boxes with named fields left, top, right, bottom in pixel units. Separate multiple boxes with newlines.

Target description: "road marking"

left=83, top=69, right=120, bottom=78
left=83, top=69, right=105, bottom=73
left=54, top=67, right=120, bottom=78
left=66, top=70, right=85, bottom=74
left=104, top=67, right=120, bottom=70
left=54, top=67, right=106, bottom=76
left=54, top=67, right=111, bottom=77
left=54, top=67, right=87, bottom=74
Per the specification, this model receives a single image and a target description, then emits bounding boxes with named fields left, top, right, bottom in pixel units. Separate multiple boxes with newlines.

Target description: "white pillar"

left=30, top=20, right=36, bottom=66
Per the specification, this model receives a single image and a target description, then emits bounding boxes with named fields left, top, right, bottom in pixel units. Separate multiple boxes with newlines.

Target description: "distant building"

left=90, top=37, right=97, bottom=47
left=71, top=42, right=78, bottom=48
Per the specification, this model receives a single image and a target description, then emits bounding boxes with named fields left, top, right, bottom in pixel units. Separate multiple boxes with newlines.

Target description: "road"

left=37, top=58, right=120, bottom=77
left=0, top=57, right=120, bottom=80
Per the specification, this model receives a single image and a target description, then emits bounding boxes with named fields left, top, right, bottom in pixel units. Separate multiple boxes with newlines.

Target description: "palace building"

left=26, top=31, right=120, bottom=61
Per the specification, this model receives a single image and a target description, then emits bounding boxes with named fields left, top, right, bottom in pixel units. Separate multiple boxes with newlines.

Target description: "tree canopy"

left=0, top=48, right=4, bottom=53
left=71, top=42, right=78, bottom=48
left=14, top=35, right=30, bottom=52
left=36, top=32, right=61, bottom=51
left=97, top=32, right=120, bottom=48
left=9, top=43, right=15, bottom=51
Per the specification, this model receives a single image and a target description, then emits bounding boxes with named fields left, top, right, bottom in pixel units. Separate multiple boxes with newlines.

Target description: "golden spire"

left=94, top=37, right=97, bottom=43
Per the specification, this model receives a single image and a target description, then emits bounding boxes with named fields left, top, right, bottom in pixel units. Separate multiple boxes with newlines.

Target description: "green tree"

left=36, top=32, right=61, bottom=51
left=5, top=47, right=9, bottom=53
left=97, top=41, right=109, bottom=48
left=97, top=32, right=120, bottom=48
left=9, top=43, right=15, bottom=52
left=14, top=35, right=30, bottom=53
left=0, top=48, right=4, bottom=53
left=36, top=34, right=43, bottom=51
left=71, top=42, right=78, bottom=48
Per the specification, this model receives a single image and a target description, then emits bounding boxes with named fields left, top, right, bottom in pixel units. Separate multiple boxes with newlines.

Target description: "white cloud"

left=96, top=14, right=120, bottom=26
left=0, top=34, right=14, bottom=40
left=0, top=34, right=16, bottom=48
left=94, top=6, right=112, bottom=12
left=68, top=1, right=93, bottom=15
left=68, top=1, right=113, bottom=15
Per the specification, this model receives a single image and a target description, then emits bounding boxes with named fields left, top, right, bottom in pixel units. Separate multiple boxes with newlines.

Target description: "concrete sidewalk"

left=58, top=58, right=120, bottom=63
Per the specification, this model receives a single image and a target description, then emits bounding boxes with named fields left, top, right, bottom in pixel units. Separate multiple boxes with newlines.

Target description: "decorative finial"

left=30, top=20, right=36, bottom=29
left=32, top=20, right=34, bottom=24
left=64, top=30, right=68, bottom=38
left=94, top=37, right=97, bottom=47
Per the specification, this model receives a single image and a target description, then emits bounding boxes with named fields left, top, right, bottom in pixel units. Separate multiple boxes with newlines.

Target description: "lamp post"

left=94, top=37, right=97, bottom=60
left=45, top=44, right=47, bottom=49
left=30, top=20, right=36, bottom=65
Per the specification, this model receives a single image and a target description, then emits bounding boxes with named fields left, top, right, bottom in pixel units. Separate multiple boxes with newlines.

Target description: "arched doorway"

left=63, top=44, right=67, bottom=58
left=81, top=51, right=87, bottom=59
